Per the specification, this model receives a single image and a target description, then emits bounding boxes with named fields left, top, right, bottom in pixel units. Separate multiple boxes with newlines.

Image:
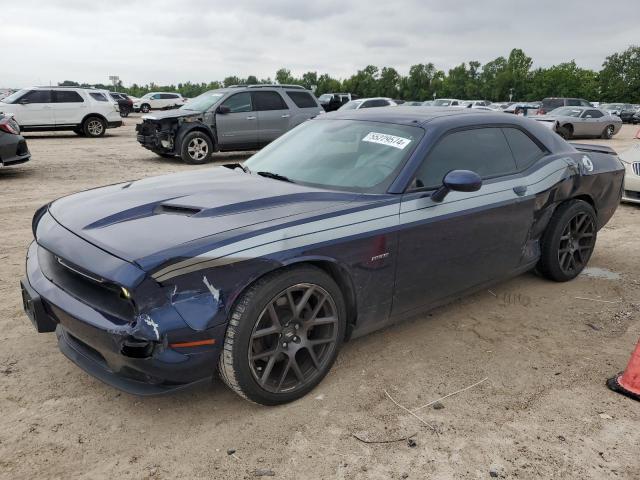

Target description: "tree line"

left=59, top=46, right=640, bottom=103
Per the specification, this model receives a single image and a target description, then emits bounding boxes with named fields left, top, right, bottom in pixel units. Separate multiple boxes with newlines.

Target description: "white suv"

left=133, top=92, right=185, bottom=113
left=0, top=87, right=122, bottom=137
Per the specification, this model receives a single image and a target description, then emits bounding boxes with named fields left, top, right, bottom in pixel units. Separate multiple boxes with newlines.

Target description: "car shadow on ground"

left=0, top=165, right=35, bottom=179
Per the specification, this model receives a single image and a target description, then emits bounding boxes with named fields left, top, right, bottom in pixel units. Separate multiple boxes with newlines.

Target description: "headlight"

left=32, top=204, right=49, bottom=239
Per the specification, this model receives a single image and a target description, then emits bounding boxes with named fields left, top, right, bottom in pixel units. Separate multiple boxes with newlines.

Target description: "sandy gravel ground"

left=1, top=116, right=639, bottom=479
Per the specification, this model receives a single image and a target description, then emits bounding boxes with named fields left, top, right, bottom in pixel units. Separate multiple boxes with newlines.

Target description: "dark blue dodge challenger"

left=21, top=108, right=624, bottom=404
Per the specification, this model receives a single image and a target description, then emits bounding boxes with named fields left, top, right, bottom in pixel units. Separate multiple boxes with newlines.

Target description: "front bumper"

left=0, top=134, right=31, bottom=166
left=22, top=239, right=225, bottom=395
left=622, top=162, right=640, bottom=204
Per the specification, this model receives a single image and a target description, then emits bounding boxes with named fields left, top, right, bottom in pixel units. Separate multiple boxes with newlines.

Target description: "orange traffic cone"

left=607, top=338, right=640, bottom=401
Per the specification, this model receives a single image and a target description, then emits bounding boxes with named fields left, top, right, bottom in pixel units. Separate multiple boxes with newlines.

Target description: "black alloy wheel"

left=538, top=199, right=597, bottom=282
left=248, top=283, right=339, bottom=394
left=219, top=265, right=346, bottom=405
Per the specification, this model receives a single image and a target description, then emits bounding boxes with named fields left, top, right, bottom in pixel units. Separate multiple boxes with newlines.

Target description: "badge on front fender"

left=581, top=155, right=594, bottom=172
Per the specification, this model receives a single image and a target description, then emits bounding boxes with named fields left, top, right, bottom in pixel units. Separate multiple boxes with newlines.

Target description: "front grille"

left=136, top=121, right=158, bottom=136
left=38, top=246, right=135, bottom=322
left=633, top=162, right=640, bottom=176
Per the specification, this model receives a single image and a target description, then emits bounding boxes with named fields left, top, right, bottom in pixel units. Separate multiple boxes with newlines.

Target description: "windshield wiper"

left=256, top=171, right=294, bottom=183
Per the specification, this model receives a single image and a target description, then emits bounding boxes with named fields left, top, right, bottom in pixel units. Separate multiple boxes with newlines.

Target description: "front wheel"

left=601, top=124, right=615, bottom=139
left=219, top=266, right=346, bottom=405
left=140, top=104, right=151, bottom=113
left=537, top=200, right=597, bottom=282
left=180, top=131, right=213, bottom=164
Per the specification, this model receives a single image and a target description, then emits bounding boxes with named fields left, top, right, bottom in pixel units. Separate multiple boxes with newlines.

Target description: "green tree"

left=599, top=45, right=640, bottom=102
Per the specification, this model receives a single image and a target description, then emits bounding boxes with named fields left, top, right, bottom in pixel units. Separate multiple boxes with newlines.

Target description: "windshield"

left=180, top=91, right=224, bottom=112
left=433, top=99, right=452, bottom=106
left=549, top=107, right=582, bottom=117
left=244, top=119, right=423, bottom=193
left=338, top=100, right=362, bottom=110
left=1, top=89, right=28, bottom=104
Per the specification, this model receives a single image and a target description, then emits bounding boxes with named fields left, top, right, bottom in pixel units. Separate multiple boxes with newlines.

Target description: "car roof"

left=327, top=106, right=515, bottom=126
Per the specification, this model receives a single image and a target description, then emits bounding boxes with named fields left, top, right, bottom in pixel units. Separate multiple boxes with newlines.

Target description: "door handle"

left=281, top=114, right=290, bottom=118
left=246, top=116, right=256, bottom=120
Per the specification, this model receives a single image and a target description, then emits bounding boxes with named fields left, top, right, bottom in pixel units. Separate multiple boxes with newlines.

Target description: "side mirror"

left=216, top=105, right=230, bottom=114
left=19, top=99, right=29, bottom=105
left=431, top=170, right=482, bottom=202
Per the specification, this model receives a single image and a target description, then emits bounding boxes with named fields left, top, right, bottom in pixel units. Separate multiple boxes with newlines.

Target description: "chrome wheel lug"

left=282, top=342, right=288, bottom=348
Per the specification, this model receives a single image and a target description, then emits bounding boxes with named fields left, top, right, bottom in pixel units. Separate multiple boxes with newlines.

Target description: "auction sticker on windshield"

left=362, top=132, right=412, bottom=150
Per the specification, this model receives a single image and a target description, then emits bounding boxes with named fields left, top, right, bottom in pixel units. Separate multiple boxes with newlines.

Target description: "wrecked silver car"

left=135, top=85, right=323, bottom=164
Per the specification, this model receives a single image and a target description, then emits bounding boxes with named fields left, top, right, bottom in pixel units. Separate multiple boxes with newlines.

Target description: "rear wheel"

left=82, top=116, right=106, bottom=137
left=601, top=124, right=615, bottom=139
left=180, top=131, right=213, bottom=164
left=219, top=266, right=346, bottom=405
left=537, top=200, right=597, bottom=282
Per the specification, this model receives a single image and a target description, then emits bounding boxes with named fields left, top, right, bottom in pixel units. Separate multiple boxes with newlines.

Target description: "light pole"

left=109, top=75, right=120, bottom=92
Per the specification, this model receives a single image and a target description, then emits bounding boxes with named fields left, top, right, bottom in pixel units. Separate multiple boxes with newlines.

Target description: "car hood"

left=141, top=110, right=202, bottom=121
left=48, top=167, right=359, bottom=272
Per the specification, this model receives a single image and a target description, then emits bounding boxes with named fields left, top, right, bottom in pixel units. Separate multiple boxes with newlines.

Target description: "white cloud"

left=2, top=0, right=638, bottom=87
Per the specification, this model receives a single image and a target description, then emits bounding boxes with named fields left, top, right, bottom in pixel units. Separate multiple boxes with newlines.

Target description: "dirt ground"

left=1, top=116, right=639, bottom=480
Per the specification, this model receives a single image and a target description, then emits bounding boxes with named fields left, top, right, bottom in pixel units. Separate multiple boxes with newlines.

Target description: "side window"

left=583, top=109, right=603, bottom=119
left=221, top=92, right=253, bottom=113
left=151, top=94, right=161, bottom=99
left=580, top=100, right=592, bottom=107
left=89, top=92, right=108, bottom=102
left=414, top=128, right=517, bottom=189
left=502, top=128, right=546, bottom=170
left=451, top=101, right=459, bottom=106
left=20, top=90, right=52, bottom=103
left=360, top=100, right=375, bottom=109
left=253, top=91, right=288, bottom=111
left=54, top=90, right=84, bottom=103
left=286, top=91, right=318, bottom=108
left=567, top=99, right=581, bottom=106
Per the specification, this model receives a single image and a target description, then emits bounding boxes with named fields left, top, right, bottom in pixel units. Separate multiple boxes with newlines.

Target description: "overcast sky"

left=3, top=0, right=638, bottom=88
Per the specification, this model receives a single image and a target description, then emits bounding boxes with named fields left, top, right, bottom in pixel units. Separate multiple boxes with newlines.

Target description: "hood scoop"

left=155, top=204, right=202, bottom=216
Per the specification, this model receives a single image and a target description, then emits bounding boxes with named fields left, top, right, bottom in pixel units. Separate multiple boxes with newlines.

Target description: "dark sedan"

left=21, top=108, right=624, bottom=404
left=0, top=114, right=30, bottom=167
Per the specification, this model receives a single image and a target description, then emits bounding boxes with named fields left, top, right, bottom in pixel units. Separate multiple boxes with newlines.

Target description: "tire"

left=140, top=104, right=151, bottom=113
left=219, top=265, right=347, bottom=405
left=557, top=124, right=573, bottom=140
left=180, top=131, right=213, bottom=164
left=601, top=124, right=615, bottom=139
left=537, top=200, right=597, bottom=282
left=120, top=108, right=129, bottom=118
left=82, top=116, right=106, bottom=137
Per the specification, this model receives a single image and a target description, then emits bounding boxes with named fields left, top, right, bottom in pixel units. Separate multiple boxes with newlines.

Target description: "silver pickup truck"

left=136, top=85, right=324, bottom=164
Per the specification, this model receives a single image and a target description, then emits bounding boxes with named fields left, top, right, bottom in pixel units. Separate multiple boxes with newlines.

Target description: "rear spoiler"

left=570, top=143, right=617, bottom=155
